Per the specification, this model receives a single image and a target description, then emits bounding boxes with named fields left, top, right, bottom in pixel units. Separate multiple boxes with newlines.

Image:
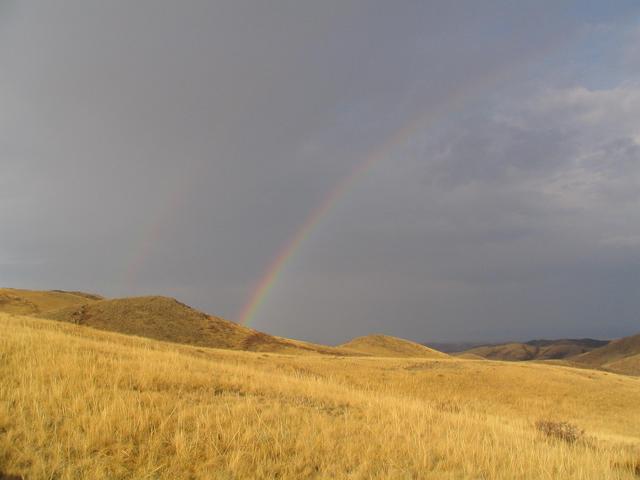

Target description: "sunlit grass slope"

left=39, top=296, right=354, bottom=356
left=0, top=287, right=101, bottom=315
left=340, top=334, right=448, bottom=358
left=2, top=313, right=639, bottom=479
left=573, top=334, right=640, bottom=376
left=455, top=352, right=486, bottom=360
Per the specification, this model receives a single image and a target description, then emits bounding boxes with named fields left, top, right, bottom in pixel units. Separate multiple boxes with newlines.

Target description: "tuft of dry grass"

left=535, top=420, right=585, bottom=443
left=1, top=313, right=640, bottom=479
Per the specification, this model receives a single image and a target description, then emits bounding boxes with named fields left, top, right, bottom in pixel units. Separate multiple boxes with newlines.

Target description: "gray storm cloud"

left=1, top=1, right=639, bottom=343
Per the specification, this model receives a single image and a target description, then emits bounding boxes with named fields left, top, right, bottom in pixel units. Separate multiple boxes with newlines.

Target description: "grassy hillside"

left=39, top=296, right=353, bottom=356
left=464, top=339, right=609, bottom=362
left=340, top=334, right=448, bottom=358
left=1, top=313, right=639, bottom=479
left=0, top=288, right=101, bottom=315
left=572, top=334, right=640, bottom=376
left=465, top=342, right=539, bottom=361
left=455, top=352, right=486, bottom=360
left=603, top=354, right=640, bottom=377
left=423, top=341, right=484, bottom=353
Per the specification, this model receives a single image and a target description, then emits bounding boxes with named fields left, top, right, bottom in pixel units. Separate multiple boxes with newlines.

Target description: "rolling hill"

left=340, top=334, right=449, bottom=358
left=38, top=295, right=354, bottom=356
left=0, top=287, right=101, bottom=315
left=2, top=290, right=449, bottom=359
left=462, top=338, right=609, bottom=362
left=571, top=334, right=640, bottom=376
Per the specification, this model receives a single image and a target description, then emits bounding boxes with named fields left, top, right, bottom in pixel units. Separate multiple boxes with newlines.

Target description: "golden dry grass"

left=465, top=342, right=539, bottom=360
left=454, top=352, right=486, bottom=360
left=0, top=288, right=100, bottom=316
left=604, top=354, right=640, bottom=377
left=340, top=334, right=448, bottom=358
left=2, top=313, right=640, bottom=479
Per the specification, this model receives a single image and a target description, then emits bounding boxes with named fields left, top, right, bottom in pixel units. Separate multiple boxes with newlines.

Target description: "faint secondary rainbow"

left=118, top=33, right=565, bottom=324
left=122, top=169, right=200, bottom=293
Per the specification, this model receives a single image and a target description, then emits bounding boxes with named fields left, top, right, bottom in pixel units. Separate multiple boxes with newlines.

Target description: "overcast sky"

left=2, top=1, right=640, bottom=343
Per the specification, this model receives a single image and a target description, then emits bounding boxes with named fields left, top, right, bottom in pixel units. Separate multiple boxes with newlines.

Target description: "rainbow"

left=121, top=33, right=565, bottom=324
left=237, top=104, right=451, bottom=326
left=235, top=42, right=564, bottom=326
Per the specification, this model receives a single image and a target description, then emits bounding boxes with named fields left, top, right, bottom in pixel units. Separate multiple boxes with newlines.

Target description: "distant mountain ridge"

left=437, top=336, right=640, bottom=376
left=458, top=339, right=610, bottom=361
left=426, top=338, right=609, bottom=354
left=524, top=338, right=609, bottom=348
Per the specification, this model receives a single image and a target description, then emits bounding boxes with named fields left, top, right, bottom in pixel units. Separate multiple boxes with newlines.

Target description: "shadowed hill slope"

left=340, top=334, right=448, bottom=358
left=572, top=334, right=640, bottom=376
left=38, top=296, right=354, bottom=356
left=0, top=288, right=102, bottom=315
left=463, top=339, right=609, bottom=362
left=465, top=343, right=539, bottom=361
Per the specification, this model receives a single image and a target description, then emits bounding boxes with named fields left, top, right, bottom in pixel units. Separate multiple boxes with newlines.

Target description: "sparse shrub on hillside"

left=436, top=400, right=461, bottom=414
left=628, top=458, right=640, bottom=476
left=535, top=420, right=584, bottom=443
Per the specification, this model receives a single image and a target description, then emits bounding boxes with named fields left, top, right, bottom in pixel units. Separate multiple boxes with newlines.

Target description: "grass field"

left=2, top=313, right=639, bottom=479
